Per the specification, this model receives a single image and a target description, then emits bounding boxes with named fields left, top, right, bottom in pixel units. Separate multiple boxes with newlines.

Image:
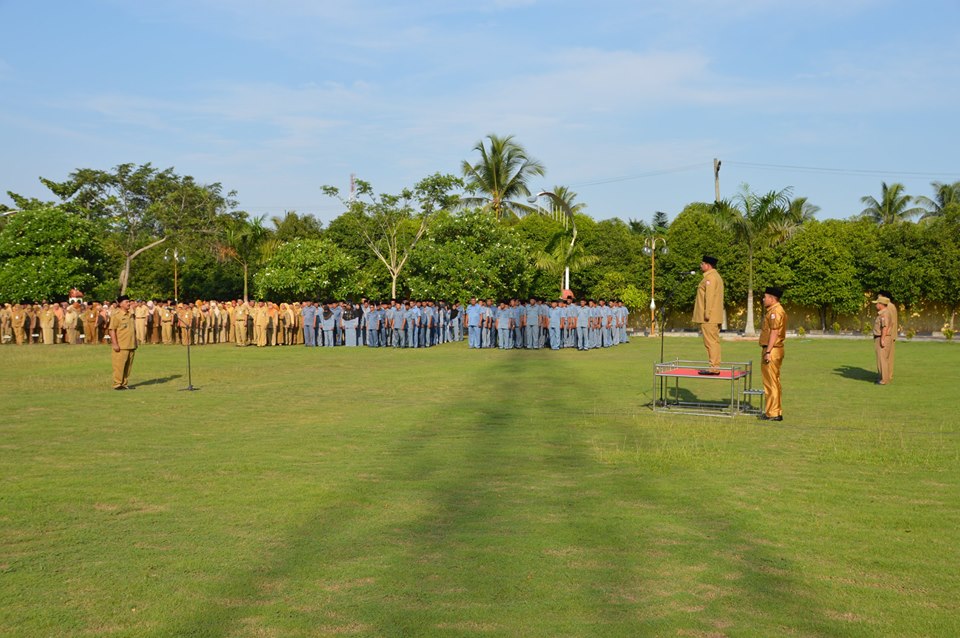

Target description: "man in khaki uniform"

left=39, top=303, right=57, bottom=345
left=692, top=255, right=724, bottom=372
left=11, top=304, right=27, bottom=345
left=759, top=286, right=787, bottom=421
left=133, top=300, right=149, bottom=344
left=159, top=302, right=175, bottom=344
left=253, top=301, right=269, bottom=347
left=234, top=300, right=252, bottom=346
left=108, top=295, right=137, bottom=390
left=82, top=303, right=99, bottom=344
left=872, top=295, right=894, bottom=385
left=881, top=292, right=898, bottom=381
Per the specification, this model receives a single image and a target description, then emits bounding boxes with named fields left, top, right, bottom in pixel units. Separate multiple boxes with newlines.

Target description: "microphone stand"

left=175, top=311, right=199, bottom=392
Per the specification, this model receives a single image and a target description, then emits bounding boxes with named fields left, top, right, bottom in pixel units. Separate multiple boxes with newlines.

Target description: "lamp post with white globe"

left=642, top=237, right=667, bottom=336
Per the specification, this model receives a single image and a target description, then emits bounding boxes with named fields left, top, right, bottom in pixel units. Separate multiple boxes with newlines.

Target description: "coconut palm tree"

left=216, top=215, right=269, bottom=302
left=460, top=134, right=546, bottom=220
left=767, top=196, right=818, bottom=244
left=860, top=182, right=924, bottom=225
left=915, top=181, right=960, bottom=220
left=534, top=230, right=598, bottom=296
left=713, top=185, right=793, bottom=336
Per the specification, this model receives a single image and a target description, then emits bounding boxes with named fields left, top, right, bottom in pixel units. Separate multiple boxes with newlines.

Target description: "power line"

left=725, top=161, right=959, bottom=178
left=569, top=163, right=709, bottom=187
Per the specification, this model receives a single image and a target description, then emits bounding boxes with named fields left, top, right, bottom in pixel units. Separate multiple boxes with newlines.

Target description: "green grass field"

left=1, top=337, right=958, bottom=637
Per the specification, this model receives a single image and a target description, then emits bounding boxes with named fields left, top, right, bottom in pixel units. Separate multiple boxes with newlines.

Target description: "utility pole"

left=713, top=158, right=721, bottom=202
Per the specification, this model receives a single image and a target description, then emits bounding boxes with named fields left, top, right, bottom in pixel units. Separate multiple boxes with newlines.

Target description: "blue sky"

left=2, top=0, right=959, bottom=224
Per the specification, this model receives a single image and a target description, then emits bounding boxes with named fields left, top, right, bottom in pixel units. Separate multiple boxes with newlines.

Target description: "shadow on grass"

left=833, top=365, right=878, bottom=383
left=130, top=374, right=182, bottom=388
left=156, top=348, right=836, bottom=636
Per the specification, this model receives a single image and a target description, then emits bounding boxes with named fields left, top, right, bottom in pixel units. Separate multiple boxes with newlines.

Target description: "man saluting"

left=692, top=255, right=724, bottom=373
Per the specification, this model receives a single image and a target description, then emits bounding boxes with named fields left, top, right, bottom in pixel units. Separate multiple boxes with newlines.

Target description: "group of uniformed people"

left=2, top=296, right=632, bottom=351
left=464, top=298, right=630, bottom=350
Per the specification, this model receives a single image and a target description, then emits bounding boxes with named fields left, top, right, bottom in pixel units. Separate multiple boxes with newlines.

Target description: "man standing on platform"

left=872, top=295, right=894, bottom=385
left=759, top=286, right=787, bottom=422
left=108, top=295, right=137, bottom=390
left=692, top=255, right=724, bottom=374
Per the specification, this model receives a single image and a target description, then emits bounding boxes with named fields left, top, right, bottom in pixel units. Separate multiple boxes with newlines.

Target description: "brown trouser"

left=700, top=323, right=722, bottom=368
left=875, top=336, right=892, bottom=384
left=761, top=347, right=784, bottom=417
left=83, top=322, right=97, bottom=344
left=111, top=349, right=136, bottom=388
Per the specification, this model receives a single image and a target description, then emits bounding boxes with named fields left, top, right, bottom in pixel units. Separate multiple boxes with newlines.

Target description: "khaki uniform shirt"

left=692, top=268, right=724, bottom=324
left=759, top=302, right=787, bottom=349
left=108, top=309, right=137, bottom=350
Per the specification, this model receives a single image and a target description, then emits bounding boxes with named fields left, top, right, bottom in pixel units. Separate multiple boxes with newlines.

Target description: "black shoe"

left=759, top=414, right=783, bottom=422
left=113, top=386, right=126, bottom=391
left=123, top=386, right=136, bottom=390
left=698, top=369, right=721, bottom=375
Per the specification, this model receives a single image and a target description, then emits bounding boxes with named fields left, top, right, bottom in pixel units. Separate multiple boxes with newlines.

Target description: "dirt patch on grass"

left=825, top=610, right=864, bottom=622
left=318, top=577, right=376, bottom=592
left=435, top=621, right=500, bottom=632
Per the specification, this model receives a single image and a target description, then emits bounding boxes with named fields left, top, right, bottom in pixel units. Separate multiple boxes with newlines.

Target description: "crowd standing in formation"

left=0, top=294, right=631, bottom=353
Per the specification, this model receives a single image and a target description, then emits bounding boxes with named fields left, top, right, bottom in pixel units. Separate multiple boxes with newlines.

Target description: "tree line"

left=2, top=135, right=958, bottom=333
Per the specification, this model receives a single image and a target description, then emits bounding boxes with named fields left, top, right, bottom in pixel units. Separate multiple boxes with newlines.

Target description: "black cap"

left=764, top=286, right=783, bottom=299
left=702, top=255, right=718, bottom=267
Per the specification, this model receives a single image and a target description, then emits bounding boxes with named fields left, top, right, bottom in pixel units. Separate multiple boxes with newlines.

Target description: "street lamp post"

left=527, top=191, right=577, bottom=294
left=642, top=237, right=668, bottom=336
left=164, top=248, right=186, bottom=303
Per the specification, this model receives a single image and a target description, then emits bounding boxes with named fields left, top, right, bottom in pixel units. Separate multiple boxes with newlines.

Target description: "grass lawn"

left=1, top=336, right=958, bottom=637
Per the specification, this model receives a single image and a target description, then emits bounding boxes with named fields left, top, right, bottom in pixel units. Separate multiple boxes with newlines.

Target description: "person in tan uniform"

left=880, top=291, right=898, bottom=381
left=253, top=301, right=269, bottom=347
left=234, top=300, right=252, bottom=346
left=872, top=295, right=894, bottom=385
left=108, top=295, right=137, bottom=390
left=159, top=302, right=175, bottom=344
left=11, top=304, right=27, bottom=345
left=82, top=303, right=99, bottom=344
left=692, top=255, right=725, bottom=372
left=759, top=286, right=787, bottom=421
left=53, top=302, right=65, bottom=343
left=64, top=302, right=81, bottom=344
left=0, top=303, right=11, bottom=344
left=134, top=300, right=149, bottom=345
left=39, top=303, right=57, bottom=345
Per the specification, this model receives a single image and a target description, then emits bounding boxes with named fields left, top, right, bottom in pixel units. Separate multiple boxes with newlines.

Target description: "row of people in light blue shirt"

left=465, top=298, right=630, bottom=350
left=300, top=300, right=463, bottom=348
left=297, top=298, right=630, bottom=350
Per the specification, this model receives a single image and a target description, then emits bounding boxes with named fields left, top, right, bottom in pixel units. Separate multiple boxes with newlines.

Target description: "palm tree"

left=767, top=196, right=818, bottom=244
left=915, top=181, right=960, bottom=220
left=216, top=216, right=269, bottom=302
left=534, top=230, right=598, bottom=296
left=713, top=184, right=793, bottom=336
left=860, top=182, right=924, bottom=225
left=460, top=134, right=546, bottom=220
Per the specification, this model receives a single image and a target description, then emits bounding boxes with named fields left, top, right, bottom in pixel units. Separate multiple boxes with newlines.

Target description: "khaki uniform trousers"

left=761, top=347, right=784, bottom=417
left=135, top=318, right=148, bottom=344
left=700, top=323, right=722, bottom=368
left=111, top=349, right=136, bottom=388
left=874, top=336, right=892, bottom=384
left=235, top=321, right=249, bottom=346
left=162, top=321, right=174, bottom=345
left=13, top=326, right=26, bottom=345
left=83, top=322, right=97, bottom=344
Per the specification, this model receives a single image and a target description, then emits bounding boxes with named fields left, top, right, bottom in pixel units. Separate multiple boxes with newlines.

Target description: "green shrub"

left=831, top=321, right=841, bottom=334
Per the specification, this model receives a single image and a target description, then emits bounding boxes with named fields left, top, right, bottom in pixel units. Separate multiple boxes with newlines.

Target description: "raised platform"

left=653, top=359, right=762, bottom=418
